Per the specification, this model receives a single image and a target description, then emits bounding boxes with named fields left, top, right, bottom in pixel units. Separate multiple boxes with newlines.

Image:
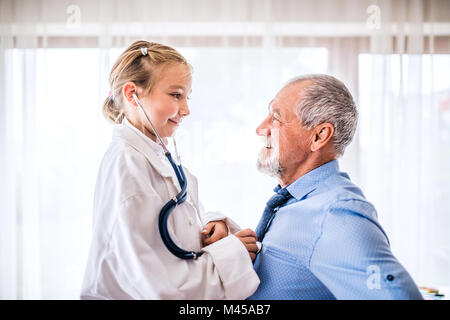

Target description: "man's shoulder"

left=311, top=172, right=390, bottom=250
left=323, top=170, right=364, bottom=196
left=320, top=172, right=378, bottom=219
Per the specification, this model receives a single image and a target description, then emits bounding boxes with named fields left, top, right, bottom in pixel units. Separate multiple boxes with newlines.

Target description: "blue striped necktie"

left=255, top=185, right=293, bottom=242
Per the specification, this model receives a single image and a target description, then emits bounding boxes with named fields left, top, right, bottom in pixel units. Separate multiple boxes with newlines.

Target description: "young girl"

left=81, top=41, right=259, bottom=299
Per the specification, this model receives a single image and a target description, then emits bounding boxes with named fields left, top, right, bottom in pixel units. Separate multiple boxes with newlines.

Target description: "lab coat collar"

left=286, top=159, right=339, bottom=201
left=112, top=117, right=174, bottom=179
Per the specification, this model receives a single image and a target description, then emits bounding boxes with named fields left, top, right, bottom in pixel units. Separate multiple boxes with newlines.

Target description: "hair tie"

left=108, top=90, right=114, bottom=101
left=141, top=47, right=148, bottom=56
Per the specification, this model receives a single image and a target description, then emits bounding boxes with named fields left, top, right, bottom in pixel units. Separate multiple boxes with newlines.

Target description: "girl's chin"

left=163, top=126, right=177, bottom=137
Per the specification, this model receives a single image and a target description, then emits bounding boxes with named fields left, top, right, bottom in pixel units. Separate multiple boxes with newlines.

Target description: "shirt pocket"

left=263, top=244, right=298, bottom=267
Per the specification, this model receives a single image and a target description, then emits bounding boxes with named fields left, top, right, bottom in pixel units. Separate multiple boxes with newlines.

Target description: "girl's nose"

left=180, top=100, right=190, bottom=117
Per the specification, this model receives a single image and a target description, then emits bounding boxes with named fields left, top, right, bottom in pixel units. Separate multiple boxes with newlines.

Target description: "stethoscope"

left=132, top=93, right=203, bottom=260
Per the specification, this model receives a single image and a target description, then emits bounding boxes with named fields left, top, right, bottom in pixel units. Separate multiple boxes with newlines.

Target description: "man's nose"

left=256, top=117, right=270, bottom=136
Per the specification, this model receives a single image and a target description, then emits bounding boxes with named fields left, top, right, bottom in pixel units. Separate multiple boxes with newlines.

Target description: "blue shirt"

left=249, top=160, right=423, bottom=300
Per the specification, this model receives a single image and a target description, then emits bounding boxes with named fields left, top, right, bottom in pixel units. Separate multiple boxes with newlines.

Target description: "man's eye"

left=272, top=115, right=280, bottom=123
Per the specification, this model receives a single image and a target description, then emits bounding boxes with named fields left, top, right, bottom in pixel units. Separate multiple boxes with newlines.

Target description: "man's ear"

left=122, top=82, right=138, bottom=107
left=311, top=123, right=334, bottom=152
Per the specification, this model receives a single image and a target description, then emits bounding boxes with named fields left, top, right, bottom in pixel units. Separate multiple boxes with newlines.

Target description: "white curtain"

left=0, top=0, right=449, bottom=299
left=359, top=0, right=450, bottom=287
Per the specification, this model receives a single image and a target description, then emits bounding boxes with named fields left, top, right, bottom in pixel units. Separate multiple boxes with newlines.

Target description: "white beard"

left=256, top=131, right=284, bottom=178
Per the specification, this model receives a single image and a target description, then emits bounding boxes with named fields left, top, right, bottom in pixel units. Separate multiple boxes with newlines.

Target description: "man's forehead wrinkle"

left=271, top=100, right=294, bottom=115
left=271, top=84, right=310, bottom=117
left=270, top=97, right=286, bottom=110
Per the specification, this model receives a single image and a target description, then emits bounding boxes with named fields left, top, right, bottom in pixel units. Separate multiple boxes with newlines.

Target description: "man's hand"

left=234, top=228, right=258, bottom=262
left=202, top=220, right=228, bottom=246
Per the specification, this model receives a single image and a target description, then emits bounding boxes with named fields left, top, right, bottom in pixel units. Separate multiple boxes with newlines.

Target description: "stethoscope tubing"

left=158, top=153, right=203, bottom=260
left=133, top=94, right=203, bottom=260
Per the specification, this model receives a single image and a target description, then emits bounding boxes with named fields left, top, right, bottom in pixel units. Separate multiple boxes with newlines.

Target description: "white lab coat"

left=81, top=118, right=260, bottom=300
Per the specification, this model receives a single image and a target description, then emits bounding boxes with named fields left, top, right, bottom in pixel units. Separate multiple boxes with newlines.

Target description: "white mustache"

left=257, top=134, right=282, bottom=178
left=261, top=136, right=273, bottom=149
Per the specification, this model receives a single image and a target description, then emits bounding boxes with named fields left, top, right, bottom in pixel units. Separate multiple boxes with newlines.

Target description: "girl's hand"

left=201, top=220, right=228, bottom=246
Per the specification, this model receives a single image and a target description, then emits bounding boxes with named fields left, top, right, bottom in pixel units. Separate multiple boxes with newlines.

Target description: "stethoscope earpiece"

left=132, top=93, right=140, bottom=107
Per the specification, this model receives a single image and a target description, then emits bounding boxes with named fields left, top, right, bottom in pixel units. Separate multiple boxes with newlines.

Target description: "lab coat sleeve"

left=201, top=234, right=260, bottom=299
left=108, top=193, right=259, bottom=300
left=309, top=199, right=423, bottom=300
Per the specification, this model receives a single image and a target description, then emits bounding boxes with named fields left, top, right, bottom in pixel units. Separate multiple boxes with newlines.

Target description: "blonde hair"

left=103, top=40, right=189, bottom=124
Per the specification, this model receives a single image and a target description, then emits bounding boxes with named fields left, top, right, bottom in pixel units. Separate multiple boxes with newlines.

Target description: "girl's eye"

left=171, top=93, right=182, bottom=99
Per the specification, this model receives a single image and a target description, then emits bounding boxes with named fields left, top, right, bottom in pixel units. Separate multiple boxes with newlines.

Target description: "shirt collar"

left=112, top=117, right=174, bottom=179
left=285, top=159, right=340, bottom=201
left=122, top=117, right=168, bottom=156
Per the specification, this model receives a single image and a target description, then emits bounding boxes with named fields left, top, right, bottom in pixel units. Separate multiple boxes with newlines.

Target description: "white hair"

left=286, top=74, right=358, bottom=157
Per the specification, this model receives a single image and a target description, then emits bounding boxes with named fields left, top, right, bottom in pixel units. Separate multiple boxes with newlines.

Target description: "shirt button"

left=387, top=274, right=395, bottom=281
left=188, top=218, right=194, bottom=226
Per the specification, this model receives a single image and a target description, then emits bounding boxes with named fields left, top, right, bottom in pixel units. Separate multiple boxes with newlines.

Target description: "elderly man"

left=248, top=74, right=422, bottom=300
